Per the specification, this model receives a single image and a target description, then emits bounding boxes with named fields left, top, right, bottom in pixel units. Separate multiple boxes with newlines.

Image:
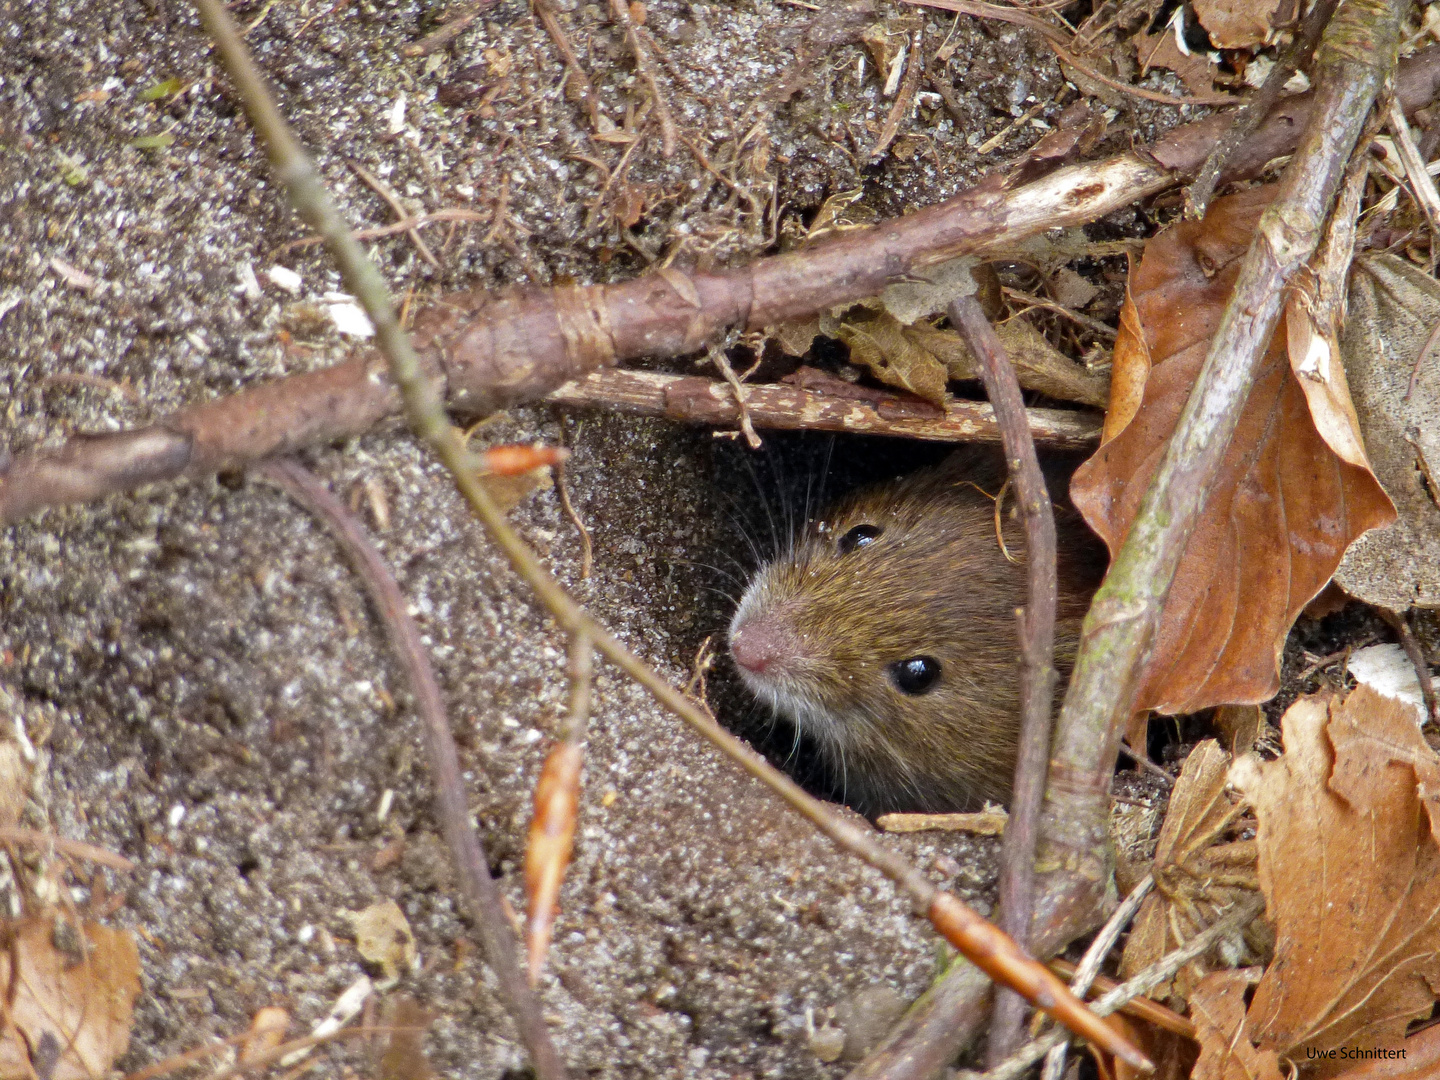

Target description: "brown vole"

left=728, top=453, right=1103, bottom=815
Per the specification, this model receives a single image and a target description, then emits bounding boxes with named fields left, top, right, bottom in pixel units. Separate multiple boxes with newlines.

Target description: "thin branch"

left=947, top=295, right=1060, bottom=1066
left=533, top=0, right=604, bottom=129
left=608, top=0, right=677, bottom=157
left=281, top=207, right=490, bottom=250
left=1048, top=959, right=1196, bottom=1036
left=401, top=1, right=495, bottom=57
left=547, top=369, right=1101, bottom=447
left=347, top=161, right=440, bottom=269
left=255, top=458, right=570, bottom=1080
left=1185, top=0, right=1341, bottom=218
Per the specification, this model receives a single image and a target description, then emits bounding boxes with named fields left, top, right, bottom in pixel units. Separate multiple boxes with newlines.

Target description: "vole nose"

left=730, top=616, right=799, bottom=676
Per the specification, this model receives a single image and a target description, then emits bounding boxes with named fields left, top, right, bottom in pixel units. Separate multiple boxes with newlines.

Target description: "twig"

left=553, top=430, right=594, bottom=579
left=1001, top=287, right=1117, bottom=341
left=348, top=161, right=440, bottom=269
left=870, top=23, right=924, bottom=160
left=401, top=1, right=494, bottom=57
left=706, top=342, right=762, bottom=449
left=948, top=294, right=1061, bottom=1065
left=280, top=207, right=489, bottom=250
left=607, top=0, right=677, bottom=157
left=1186, top=0, right=1342, bottom=219
left=254, top=459, right=569, bottom=1079
left=533, top=0, right=603, bottom=129
left=0, top=827, right=136, bottom=871
left=983, top=893, right=1265, bottom=1080
left=1407, top=315, right=1440, bottom=400
left=548, top=369, right=1100, bottom=446
left=1377, top=607, right=1439, bottom=725
left=194, top=0, right=1148, bottom=1063
left=1047, top=959, right=1195, bottom=1036
left=1040, top=875, right=1154, bottom=1080
left=1117, top=739, right=1176, bottom=786
left=848, top=0, right=1402, bottom=1074
left=1386, top=98, right=1440, bottom=248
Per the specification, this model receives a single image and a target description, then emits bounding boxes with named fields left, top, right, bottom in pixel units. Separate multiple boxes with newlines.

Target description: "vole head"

left=728, top=458, right=1095, bottom=815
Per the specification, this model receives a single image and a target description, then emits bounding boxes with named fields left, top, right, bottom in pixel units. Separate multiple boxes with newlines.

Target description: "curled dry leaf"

left=478, top=443, right=570, bottom=477
left=1071, top=186, right=1396, bottom=714
left=524, top=740, right=583, bottom=987
left=1225, top=685, right=1440, bottom=1070
left=0, top=917, right=141, bottom=1080
left=1119, top=740, right=1262, bottom=1004
left=344, top=899, right=418, bottom=984
left=836, top=308, right=951, bottom=405
left=1333, top=253, right=1440, bottom=611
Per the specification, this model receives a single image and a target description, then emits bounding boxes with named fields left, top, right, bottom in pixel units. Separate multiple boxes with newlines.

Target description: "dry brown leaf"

left=837, top=311, right=951, bottom=405
left=1101, top=285, right=1149, bottom=441
left=1333, top=253, right=1440, bottom=611
left=525, top=739, right=582, bottom=986
left=842, top=311, right=1110, bottom=406
left=0, top=917, right=141, bottom=1080
left=1120, top=740, right=1261, bottom=1003
left=344, top=899, right=418, bottom=984
left=1326, top=1022, right=1440, bottom=1080
left=1071, top=186, right=1396, bottom=714
left=1190, top=968, right=1283, bottom=1080
left=1228, top=685, right=1440, bottom=1067
left=1135, top=28, right=1220, bottom=97
left=1191, top=0, right=1282, bottom=49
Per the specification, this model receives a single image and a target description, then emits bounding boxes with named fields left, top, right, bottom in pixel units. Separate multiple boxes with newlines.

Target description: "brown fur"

left=729, top=453, right=1104, bottom=815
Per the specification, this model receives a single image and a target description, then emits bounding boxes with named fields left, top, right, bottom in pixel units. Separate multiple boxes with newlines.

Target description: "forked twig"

left=193, top=0, right=1150, bottom=1068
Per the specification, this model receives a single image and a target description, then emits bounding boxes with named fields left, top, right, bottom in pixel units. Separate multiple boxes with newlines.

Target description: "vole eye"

left=889, top=656, right=941, bottom=695
left=838, top=524, right=883, bottom=555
